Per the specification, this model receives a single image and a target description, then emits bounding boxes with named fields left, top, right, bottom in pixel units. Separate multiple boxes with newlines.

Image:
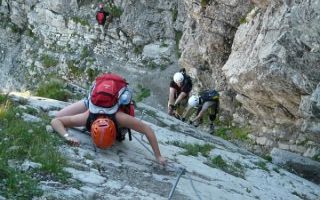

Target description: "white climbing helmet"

left=173, top=72, right=184, bottom=84
left=188, top=95, right=200, bottom=107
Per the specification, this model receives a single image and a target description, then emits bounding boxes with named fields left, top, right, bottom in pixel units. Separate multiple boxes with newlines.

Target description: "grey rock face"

left=8, top=92, right=320, bottom=199
left=222, top=1, right=320, bottom=155
left=179, top=0, right=252, bottom=91
left=271, top=148, right=320, bottom=184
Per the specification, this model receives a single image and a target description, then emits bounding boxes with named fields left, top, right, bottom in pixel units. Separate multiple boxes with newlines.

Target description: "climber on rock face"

left=51, top=72, right=167, bottom=166
left=167, top=68, right=193, bottom=118
left=182, top=89, right=219, bottom=132
left=96, top=3, right=110, bottom=36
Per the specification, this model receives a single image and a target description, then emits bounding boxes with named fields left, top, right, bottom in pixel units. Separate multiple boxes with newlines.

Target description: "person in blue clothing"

left=182, top=90, right=219, bottom=131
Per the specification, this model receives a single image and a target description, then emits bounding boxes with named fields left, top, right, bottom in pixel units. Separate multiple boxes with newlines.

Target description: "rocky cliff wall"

left=222, top=0, right=320, bottom=157
left=0, top=0, right=185, bottom=108
left=178, top=0, right=320, bottom=158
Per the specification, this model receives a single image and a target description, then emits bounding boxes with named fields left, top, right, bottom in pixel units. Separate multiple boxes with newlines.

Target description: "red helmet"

left=91, top=117, right=116, bottom=149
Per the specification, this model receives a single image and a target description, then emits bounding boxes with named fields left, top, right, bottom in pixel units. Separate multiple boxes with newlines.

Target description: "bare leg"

left=55, top=100, right=87, bottom=117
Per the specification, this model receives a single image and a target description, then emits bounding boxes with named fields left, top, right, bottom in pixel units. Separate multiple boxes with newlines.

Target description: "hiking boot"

left=174, top=113, right=181, bottom=120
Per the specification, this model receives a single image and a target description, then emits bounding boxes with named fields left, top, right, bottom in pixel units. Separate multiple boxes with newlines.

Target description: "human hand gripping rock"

left=65, top=136, right=80, bottom=146
left=157, top=156, right=167, bottom=167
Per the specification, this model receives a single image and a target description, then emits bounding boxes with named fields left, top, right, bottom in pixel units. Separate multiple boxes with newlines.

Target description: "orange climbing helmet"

left=90, top=117, right=116, bottom=149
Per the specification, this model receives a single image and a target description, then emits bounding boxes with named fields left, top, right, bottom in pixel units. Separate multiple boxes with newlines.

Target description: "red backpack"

left=96, top=11, right=106, bottom=25
left=90, top=73, right=127, bottom=110
left=87, top=73, right=134, bottom=143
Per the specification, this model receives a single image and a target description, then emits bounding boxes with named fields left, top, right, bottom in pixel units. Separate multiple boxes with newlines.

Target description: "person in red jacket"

left=96, top=3, right=110, bottom=35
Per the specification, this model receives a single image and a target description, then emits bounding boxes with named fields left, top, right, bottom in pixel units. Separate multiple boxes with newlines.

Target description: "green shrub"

left=200, top=0, right=210, bottom=8
left=40, top=54, right=58, bottom=68
left=133, top=45, right=143, bottom=55
left=86, top=68, right=100, bottom=83
left=67, top=60, right=84, bottom=77
left=71, top=16, right=90, bottom=26
left=214, top=125, right=250, bottom=141
left=211, top=155, right=227, bottom=168
left=105, top=4, right=123, bottom=18
left=0, top=93, right=8, bottom=104
left=167, top=141, right=214, bottom=157
left=146, top=61, right=157, bottom=69
left=209, top=156, right=245, bottom=178
left=25, top=28, right=35, bottom=38
left=215, top=127, right=231, bottom=140
left=80, top=47, right=90, bottom=60
left=256, top=161, right=269, bottom=171
left=36, top=79, right=71, bottom=101
left=9, top=23, right=23, bottom=34
left=239, top=17, right=247, bottom=24
left=134, top=84, right=150, bottom=102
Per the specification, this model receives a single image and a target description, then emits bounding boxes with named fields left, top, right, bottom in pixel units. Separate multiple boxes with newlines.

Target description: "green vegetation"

left=133, top=45, right=143, bottom=55
left=200, top=0, right=210, bottom=8
left=9, top=23, right=23, bottom=34
left=40, top=54, right=58, bottom=68
left=0, top=95, right=71, bottom=199
left=86, top=68, right=100, bottom=83
left=105, top=4, right=123, bottom=18
left=146, top=61, right=157, bottom=69
left=209, top=156, right=245, bottom=178
left=36, top=79, right=71, bottom=101
left=168, top=141, right=214, bottom=157
left=175, top=31, right=183, bottom=58
left=210, top=155, right=227, bottom=168
left=134, top=84, right=151, bottom=102
left=80, top=47, right=90, bottom=60
left=214, top=125, right=250, bottom=141
left=239, top=16, right=247, bottom=24
left=25, top=28, right=35, bottom=38
left=71, top=16, right=90, bottom=26
left=171, top=8, right=178, bottom=22
left=312, top=154, right=320, bottom=162
left=263, top=155, right=272, bottom=162
left=145, top=110, right=157, bottom=118
left=67, top=60, right=84, bottom=77
left=273, top=167, right=280, bottom=173
left=141, top=60, right=167, bottom=71
left=160, top=41, right=169, bottom=48
left=256, top=161, right=269, bottom=172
